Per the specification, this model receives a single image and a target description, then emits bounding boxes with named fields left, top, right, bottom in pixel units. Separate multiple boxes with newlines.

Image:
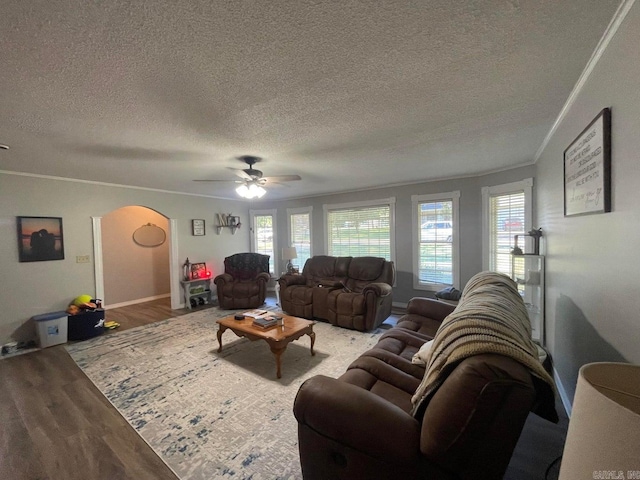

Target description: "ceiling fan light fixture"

left=253, top=184, right=267, bottom=198
left=236, top=183, right=266, bottom=199
left=236, top=184, right=250, bottom=197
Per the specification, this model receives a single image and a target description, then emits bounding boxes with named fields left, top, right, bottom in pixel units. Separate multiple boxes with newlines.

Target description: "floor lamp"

left=558, top=362, right=640, bottom=479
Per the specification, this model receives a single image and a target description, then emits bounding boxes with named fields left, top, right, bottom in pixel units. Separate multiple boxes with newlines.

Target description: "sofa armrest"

left=406, top=297, right=455, bottom=322
left=278, top=274, right=307, bottom=287
left=213, top=273, right=233, bottom=285
left=362, top=282, right=392, bottom=297
left=293, top=375, right=421, bottom=460
left=256, top=272, right=271, bottom=283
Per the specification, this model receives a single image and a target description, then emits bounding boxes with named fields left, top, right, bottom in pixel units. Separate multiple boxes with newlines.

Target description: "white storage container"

left=33, top=311, right=68, bottom=348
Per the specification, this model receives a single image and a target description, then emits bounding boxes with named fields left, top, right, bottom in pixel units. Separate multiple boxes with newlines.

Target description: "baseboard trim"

left=105, top=293, right=171, bottom=310
left=553, top=367, right=572, bottom=418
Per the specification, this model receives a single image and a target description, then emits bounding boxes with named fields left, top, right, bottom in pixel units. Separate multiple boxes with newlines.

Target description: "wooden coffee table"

left=216, top=314, right=316, bottom=378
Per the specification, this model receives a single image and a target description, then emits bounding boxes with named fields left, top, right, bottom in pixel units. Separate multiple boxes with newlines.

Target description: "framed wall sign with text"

left=564, top=108, right=611, bottom=217
left=192, top=219, right=205, bottom=236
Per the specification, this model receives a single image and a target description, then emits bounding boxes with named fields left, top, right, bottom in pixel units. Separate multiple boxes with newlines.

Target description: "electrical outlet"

left=76, top=255, right=91, bottom=263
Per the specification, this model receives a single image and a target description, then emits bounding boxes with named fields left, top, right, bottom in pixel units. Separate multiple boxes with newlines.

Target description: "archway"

left=92, top=206, right=180, bottom=310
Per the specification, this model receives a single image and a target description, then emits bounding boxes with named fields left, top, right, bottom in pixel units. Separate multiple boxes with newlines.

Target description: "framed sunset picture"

left=17, top=216, right=65, bottom=262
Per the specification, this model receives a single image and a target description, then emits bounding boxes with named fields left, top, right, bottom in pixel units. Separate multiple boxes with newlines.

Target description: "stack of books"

left=252, top=316, right=279, bottom=329
left=243, top=310, right=282, bottom=329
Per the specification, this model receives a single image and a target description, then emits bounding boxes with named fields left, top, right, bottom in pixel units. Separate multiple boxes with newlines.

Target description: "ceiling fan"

left=194, top=155, right=301, bottom=198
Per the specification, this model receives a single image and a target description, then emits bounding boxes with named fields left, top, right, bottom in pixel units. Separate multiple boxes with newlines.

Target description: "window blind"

left=290, top=212, right=311, bottom=270
left=489, top=192, right=525, bottom=276
left=327, top=205, right=391, bottom=259
left=254, top=214, right=275, bottom=273
left=418, top=200, right=453, bottom=285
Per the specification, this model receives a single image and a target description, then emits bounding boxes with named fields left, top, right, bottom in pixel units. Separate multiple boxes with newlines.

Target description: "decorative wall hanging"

left=17, top=216, right=65, bottom=262
left=564, top=108, right=611, bottom=217
left=133, top=223, right=166, bottom=247
left=216, top=213, right=241, bottom=234
left=192, top=219, right=205, bottom=236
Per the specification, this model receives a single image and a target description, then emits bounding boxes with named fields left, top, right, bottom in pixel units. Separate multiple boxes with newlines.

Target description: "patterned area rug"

left=65, top=308, right=386, bottom=480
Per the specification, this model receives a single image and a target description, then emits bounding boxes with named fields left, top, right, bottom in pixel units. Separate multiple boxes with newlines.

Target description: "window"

left=323, top=198, right=395, bottom=260
left=287, top=207, right=312, bottom=271
left=412, top=191, right=460, bottom=289
left=482, top=179, right=533, bottom=277
left=250, top=209, right=277, bottom=274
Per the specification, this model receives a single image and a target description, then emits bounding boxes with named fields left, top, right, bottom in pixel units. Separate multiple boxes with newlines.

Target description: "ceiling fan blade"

left=262, top=175, right=301, bottom=183
left=231, top=168, right=253, bottom=180
left=192, top=179, right=242, bottom=183
left=262, top=181, right=292, bottom=188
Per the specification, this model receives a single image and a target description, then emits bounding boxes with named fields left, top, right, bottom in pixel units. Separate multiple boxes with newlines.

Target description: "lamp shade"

left=281, top=247, right=297, bottom=260
left=558, top=362, right=640, bottom=479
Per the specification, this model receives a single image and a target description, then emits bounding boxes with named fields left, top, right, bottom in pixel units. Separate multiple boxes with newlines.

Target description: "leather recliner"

left=214, top=253, right=270, bottom=309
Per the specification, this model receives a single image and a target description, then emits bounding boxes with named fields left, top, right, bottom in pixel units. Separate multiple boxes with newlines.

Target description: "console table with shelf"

left=180, top=278, right=216, bottom=309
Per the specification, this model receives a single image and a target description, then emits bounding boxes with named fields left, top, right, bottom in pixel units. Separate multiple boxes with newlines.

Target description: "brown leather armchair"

left=214, top=253, right=270, bottom=309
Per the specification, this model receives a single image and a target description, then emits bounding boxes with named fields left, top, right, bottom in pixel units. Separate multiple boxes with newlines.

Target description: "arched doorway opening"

left=91, top=206, right=180, bottom=310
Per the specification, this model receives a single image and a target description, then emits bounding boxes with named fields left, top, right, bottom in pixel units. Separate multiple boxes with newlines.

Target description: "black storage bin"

left=68, top=310, right=106, bottom=340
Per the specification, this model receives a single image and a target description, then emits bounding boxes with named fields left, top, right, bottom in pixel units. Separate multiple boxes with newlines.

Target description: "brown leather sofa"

left=293, top=297, right=544, bottom=480
left=278, top=255, right=395, bottom=331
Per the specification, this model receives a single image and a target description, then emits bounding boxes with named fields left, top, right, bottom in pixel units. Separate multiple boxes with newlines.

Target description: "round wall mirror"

left=133, top=223, right=166, bottom=247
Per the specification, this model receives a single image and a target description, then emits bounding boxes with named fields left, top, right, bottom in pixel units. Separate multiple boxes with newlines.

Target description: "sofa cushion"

left=339, top=356, right=421, bottom=413
left=302, top=255, right=351, bottom=286
left=302, top=255, right=336, bottom=285
left=333, top=327, right=432, bottom=414
left=396, top=314, right=442, bottom=338
left=347, top=256, right=385, bottom=281
left=373, top=328, right=428, bottom=369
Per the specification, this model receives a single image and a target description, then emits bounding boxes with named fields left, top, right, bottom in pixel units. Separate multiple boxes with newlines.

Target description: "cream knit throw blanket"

left=411, top=271, right=558, bottom=422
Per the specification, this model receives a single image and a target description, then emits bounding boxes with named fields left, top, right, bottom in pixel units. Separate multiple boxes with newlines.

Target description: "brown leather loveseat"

left=278, top=255, right=395, bottom=331
left=293, top=272, right=558, bottom=480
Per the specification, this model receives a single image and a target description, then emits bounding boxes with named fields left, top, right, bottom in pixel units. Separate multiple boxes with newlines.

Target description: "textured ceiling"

left=0, top=0, right=623, bottom=200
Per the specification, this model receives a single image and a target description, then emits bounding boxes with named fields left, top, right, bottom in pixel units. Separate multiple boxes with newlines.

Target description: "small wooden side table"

left=180, top=278, right=214, bottom=309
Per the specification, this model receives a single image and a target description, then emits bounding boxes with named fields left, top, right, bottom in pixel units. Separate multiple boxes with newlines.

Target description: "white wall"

left=0, top=173, right=250, bottom=344
left=535, top=1, right=640, bottom=405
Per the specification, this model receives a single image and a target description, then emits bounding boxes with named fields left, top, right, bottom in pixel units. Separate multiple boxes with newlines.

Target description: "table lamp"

left=282, top=247, right=298, bottom=274
left=558, top=362, right=640, bottom=479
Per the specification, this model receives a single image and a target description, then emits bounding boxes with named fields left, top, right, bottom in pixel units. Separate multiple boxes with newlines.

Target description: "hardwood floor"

left=0, top=298, right=191, bottom=480
left=1, top=295, right=566, bottom=479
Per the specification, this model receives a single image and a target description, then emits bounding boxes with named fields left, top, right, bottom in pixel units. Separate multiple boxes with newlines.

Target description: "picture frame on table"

left=17, top=216, right=65, bottom=262
left=563, top=108, right=611, bottom=217
left=192, top=219, right=206, bottom=236
left=190, top=262, right=207, bottom=279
